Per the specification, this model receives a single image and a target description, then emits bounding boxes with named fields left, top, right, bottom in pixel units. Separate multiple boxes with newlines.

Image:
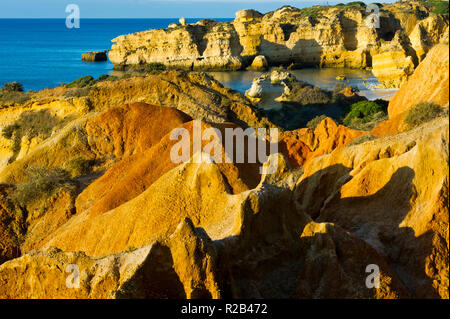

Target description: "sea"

left=0, top=18, right=397, bottom=99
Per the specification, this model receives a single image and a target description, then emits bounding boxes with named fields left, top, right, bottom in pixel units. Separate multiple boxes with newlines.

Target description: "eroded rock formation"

left=0, top=44, right=448, bottom=299
left=372, top=43, right=449, bottom=137
left=109, top=2, right=448, bottom=87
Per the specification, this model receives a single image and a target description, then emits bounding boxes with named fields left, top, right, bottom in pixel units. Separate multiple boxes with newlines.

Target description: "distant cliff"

left=109, top=2, right=449, bottom=87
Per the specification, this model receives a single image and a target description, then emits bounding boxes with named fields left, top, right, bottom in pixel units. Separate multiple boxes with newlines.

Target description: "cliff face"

left=371, top=44, right=449, bottom=137
left=109, top=2, right=449, bottom=87
left=388, top=44, right=449, bottom=119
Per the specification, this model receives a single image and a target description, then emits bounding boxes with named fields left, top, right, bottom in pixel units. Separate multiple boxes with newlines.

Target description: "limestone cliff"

left=109, top=2, right=448, bottom=87
left=372, top=43, right=449, bottom=137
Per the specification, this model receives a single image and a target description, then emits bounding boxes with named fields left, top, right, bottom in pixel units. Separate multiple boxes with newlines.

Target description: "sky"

left=0, top=0, right=398, bottom=18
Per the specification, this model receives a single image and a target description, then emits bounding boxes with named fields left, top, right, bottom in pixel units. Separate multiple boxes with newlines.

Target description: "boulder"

left=270, top=69, right=296, bottom=84
left=247, top=55, right=269, bottom=71
left=235, top=9, right=263, bottom=23
left=81, top=51, right=107, bottom=62
left=245, top=77, right=264, bottom=100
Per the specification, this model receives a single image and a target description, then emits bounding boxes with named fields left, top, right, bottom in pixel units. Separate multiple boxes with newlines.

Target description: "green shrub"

left=0, top=82, right=29, bottom=105
left=2, top=81, right=24, bottom=92
left=432, top=1, right=449, bottom=15
left=0, top=91, right=31, bottom=105
left=130, top=63, right=166, bottom=73
left=343, top=101, right=386, bottom=127
left=1, top=124, right=19, bottom=139
left=5, top=110, right=60, bottom=139
left=2, top=110, right=68, bottom=163
left=307, top=115, right=327, bottom=129
left=12, top=166, right=74, bottom=205
left=64, top=74, right=117, bottom=97
left=298, top=7, right=324, bottom=18
left=63, top=87, right=90, bottom=98
left=66, top=75, right=95, bottom=88
left=98, top=74, right=110, bottom=81
left=346, top=1, right=366, bottom=7
left=404, top=102, right=443, bottom=129
left=97, top=74, right=119, bottom=82
left=288, top=81, right=332, bottom=106
left=65, top=156, right=92, bottom=177
left=418, top=0, right=449, bottom=15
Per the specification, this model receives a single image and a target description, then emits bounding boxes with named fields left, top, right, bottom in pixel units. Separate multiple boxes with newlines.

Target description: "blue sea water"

left=0, top=18, right=231, bottom=91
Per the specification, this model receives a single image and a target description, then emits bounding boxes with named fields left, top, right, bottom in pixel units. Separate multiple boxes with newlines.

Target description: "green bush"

left=418, top=0, right=449, bottom=15
left=2, top=81, right=24, bottom=92
left=343, top=101, right=387, bottom=127
left=404, top=102, right=443, bottom=129
left=3, top=110, right=60, bottom=139
left=65, top=156, right=92, bottom=177
left=97, top=74, right=119, bottom=82
left=0, top=91, right=31, bottom=105
left=298, top=7, right=324, bottom=18
left=12, top=167, right=74, bottom=205
left=66, top=75, right=95, bottom=88
left=307, top=115, right=327, bottom=129
left=128, top=63, right=166, bottom=73
left=98, top=74, right=110, bottom=81
left=1, top=124, right=19, bottom=139
left=346, top=1, right=366, bottom=7
left=433, top=1, right=449, bottom=15
left=66, top=74, right=120, bottom=89
left=287, top=81, right=332, bottom=106
left=2, top=110, right=67, bottom=163
left=63, top=87, right=90, bottom=98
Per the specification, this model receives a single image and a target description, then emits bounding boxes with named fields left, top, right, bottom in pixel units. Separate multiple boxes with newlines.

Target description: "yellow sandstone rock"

left=108, top=3, right=448, bottom=87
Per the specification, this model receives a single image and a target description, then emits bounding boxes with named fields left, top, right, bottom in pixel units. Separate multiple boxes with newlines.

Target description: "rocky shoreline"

left=108, top=2, right=448, bottom=88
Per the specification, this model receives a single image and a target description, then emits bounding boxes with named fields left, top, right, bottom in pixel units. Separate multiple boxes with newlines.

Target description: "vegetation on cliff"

left=0, top=82, right=30, bottom=106
left=1, top=82, right=24, bottom=92
left=342, top=100, right=388, bottom=129
left=404, top=102, right=445, bottom=129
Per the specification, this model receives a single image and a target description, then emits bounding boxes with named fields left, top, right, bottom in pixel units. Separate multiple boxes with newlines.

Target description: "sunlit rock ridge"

left=109, top=2, right=449, bottom=88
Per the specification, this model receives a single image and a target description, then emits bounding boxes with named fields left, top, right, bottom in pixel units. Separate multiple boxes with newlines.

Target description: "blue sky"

left=0, top=0, right=397, bottom=18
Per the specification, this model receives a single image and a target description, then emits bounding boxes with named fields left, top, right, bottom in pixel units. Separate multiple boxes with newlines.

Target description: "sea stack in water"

left=247, top=55, right=269, bottom=71
left=82, top=51, right=108, bottom=62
